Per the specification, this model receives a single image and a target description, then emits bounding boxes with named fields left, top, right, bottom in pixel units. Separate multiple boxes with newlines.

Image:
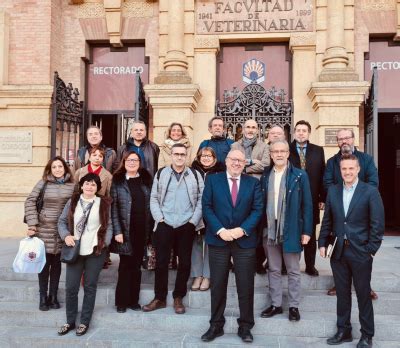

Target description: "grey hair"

left=269, top=139, right=289, bottom=151
left=337, top=128, right=354, bottom=139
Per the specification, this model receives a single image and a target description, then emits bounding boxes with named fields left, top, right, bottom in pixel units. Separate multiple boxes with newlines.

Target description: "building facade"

left=0, top=0, right=400, bottom=235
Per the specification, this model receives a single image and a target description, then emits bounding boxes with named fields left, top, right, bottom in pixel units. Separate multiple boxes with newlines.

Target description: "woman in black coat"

left=110, top=151, right=153, bottom=313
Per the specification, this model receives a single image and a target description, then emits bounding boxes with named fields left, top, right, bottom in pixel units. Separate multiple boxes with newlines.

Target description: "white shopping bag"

left=13, top=237, right=46, bottom=273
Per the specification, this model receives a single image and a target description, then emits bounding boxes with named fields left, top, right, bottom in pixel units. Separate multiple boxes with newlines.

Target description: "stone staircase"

left=0, top=238, right=399, bottom=347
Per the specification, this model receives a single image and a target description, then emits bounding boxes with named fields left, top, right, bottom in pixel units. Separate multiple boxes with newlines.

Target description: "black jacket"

left=323, top=148, right=379, bottom=191
left=289, top=140, right=326, bottom=225
left=115, top=138, right=160, bottom=177
left=109, top=168, right=153, bottom=255
left=191, top=160, right=225, bottom=179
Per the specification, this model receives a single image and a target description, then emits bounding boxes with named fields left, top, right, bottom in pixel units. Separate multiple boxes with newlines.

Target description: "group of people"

left=23, top=116, right=384, bottom=348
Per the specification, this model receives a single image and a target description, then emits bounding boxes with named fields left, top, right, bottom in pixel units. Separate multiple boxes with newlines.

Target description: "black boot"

left=39, top=295, right=49, bottom=311
left=48, top=294, right=60, bottom=309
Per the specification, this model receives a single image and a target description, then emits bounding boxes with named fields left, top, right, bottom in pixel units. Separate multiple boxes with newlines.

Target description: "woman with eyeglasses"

left=110, top=151, right=153, bottom=312
left=24, top=156, right=75, bottom=311
left=190, top=147, right=225, bottom=291
left=57, top=173, right=112, bottom=337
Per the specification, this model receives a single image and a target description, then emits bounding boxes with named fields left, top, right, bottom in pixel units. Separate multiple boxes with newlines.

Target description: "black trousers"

left=65, top=249, right=106, bottom=326
left=303, top=224, right=317, bottom=268
left=209, top=242, right=256, bottom=330
left=115, top=224, right=146, bottom=307
left=330, top=245, right=374, bottom=337
left=38, top=253, right=61, bottom=296
left=154, top=222, right=195, bottom=301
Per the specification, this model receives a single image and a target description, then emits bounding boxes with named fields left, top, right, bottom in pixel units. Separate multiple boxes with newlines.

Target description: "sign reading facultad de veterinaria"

left=0, top=131, right=32, bottom=164
left=196, top=0, right=313, bottom=35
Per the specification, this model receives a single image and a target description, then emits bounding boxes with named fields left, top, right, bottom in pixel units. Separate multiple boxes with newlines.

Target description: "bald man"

left=201, top=149, right=263, bottom=343
left=231, top=119, right=270, bottom=179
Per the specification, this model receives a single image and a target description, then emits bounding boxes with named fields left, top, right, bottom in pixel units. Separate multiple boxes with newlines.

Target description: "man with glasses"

left=143, top=144, right=204, bottom=315
left=231, top=119, right=270, bottom=274
left=323, top=128, right=379, bottom=298
left=201, top=149, right=263, bottom=343
left=259, top=140, right=313, bottom=322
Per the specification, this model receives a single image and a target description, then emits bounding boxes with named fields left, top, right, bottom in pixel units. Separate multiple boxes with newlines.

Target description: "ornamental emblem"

left=242, top=59, right=265, bottom=84
left=27, top=252, right=37, bottom=261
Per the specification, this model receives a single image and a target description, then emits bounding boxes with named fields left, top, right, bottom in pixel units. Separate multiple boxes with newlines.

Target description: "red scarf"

left=88, top=163, right=102, bottom=175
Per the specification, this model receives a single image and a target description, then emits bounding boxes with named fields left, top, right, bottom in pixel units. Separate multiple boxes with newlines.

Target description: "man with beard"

left=323, top=128, right=379, bottom=299
left=115, top=121, right=160, bottom=178
left=198, top=117, right=234, bottom=166
left=289, top=120, right=326, bottom=276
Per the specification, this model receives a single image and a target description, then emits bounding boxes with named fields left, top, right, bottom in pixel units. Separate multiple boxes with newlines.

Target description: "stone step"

left=0, top=326, right=397, bottom=348
left=2, top=266, right=400, bottom=292
left=0, top=302, right=399, bottom=341
left=1, top=280, right=400, bottom=315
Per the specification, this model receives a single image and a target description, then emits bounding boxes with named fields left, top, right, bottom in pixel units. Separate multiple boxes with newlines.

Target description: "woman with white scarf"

left=158, top=122, right=192, bottom=168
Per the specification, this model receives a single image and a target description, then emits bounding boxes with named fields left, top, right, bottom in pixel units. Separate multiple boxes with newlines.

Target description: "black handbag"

left=23, top=181, right=48, bottom=224
left=60, top=239, right=81, bottom=264
left=60, top=201, right=93, bottom=264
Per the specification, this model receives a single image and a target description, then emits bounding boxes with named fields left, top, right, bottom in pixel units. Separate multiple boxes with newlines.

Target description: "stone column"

left=0, top=10, right=9, bottom=86
left=155, top=0, right=191, bottom=84
left=319, top=0, right=357, bottom=81
left=322, top=0, right=348, bottom=69
left=164, top=0, right=188, bottom=72
left=394, top=0, right=400, bottom=41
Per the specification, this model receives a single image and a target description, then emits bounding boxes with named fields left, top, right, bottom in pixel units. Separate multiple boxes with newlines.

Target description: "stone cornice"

left=307, top=81, right=369, bottom=111
left=144, top=84, right=201, bottom=112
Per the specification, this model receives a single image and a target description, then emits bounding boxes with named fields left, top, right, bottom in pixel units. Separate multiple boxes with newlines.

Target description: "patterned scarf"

left=74, top=198, right=94, bottom=239
left=265, top=167, right=287, bottom=245
left=242, top=137, right=257, bottom=160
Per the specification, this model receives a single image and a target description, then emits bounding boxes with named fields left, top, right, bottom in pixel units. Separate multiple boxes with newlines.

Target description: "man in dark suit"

left=201, top=149, right=263, bottom=343
left=289, top=120, right=325, bottom=276
left=319, top=154, right=384, bottom=348
left=323, top=128, right=379, bottom=298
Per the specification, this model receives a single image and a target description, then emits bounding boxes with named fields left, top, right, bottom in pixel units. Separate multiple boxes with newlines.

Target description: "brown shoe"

left=173, top=297, right=185, bottom=314
left=370, top=290, right=378, bottom=300
left=142, top=298, right=166, bottom=312
left=327, top=286, right=336, bottom=296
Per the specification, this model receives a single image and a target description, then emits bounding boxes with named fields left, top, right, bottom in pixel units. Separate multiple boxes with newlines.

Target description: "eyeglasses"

left=270, top=150, right=289, bottom=155
left=337, top=136, right=354, bottom=142
left=227, top=157, right=245, bottom=164
left=126, top=159, right=140, bottom=163
left=172, top=153, right=187, bottom=158
left=201, top=154, right=214, bottom=159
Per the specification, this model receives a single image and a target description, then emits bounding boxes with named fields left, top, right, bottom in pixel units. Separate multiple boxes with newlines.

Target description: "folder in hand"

left=326, top=236, right=337, bottom=258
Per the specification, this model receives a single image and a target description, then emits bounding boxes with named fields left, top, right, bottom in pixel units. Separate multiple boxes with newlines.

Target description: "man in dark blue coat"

left=201, top=149, right=263, bottom=344
left=323, top=128, right=379, bottom=298
left=259, top=140, right=313, bottom=322
left=198, top=117, right=234, bottom=166
left=319, top=154, right=384, bottom=348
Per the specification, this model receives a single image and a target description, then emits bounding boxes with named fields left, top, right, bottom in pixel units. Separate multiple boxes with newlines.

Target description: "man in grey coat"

left=143, top=143, right=204, bottom=315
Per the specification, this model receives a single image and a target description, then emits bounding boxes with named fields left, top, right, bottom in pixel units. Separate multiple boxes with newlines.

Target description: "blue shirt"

left=296, top=142, right=307, bottom=156
left=343, top=179, right=358, bottom=216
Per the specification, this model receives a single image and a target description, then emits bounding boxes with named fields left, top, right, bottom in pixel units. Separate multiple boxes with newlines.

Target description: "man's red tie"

left=231, top=178, right=238, bottom=207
